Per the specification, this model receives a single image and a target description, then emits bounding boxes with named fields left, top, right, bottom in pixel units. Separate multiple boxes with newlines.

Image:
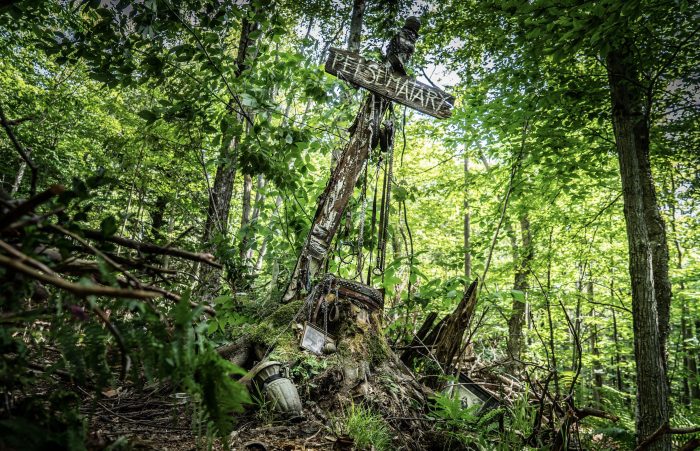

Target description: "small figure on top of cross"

left=385, top=16, right=421, bottom=76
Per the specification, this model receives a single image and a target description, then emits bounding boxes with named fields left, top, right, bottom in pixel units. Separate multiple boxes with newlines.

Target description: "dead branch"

left=80, top=229, right=222, bottom=268
left=2, top=207, right=65, bottom=232
left=22, top=246, right=215, bottom=316
left=3, top=115, right=34, bottom=126
left=573, top=406, right=619, bottom=423
left=0, top=239, right=56, bottom=274
left=90, top=302, right=131, bottom=380
left=679, top=438, right=700, bottom=451
left=0, top=253, right=161, bottom=299
left=49, top=224, right=143, bottom=288
left=400, top=311, right=438, bottom=365
left=113, top=277, right=216, bottom=316
left=634, top=423, right=700, bottom=451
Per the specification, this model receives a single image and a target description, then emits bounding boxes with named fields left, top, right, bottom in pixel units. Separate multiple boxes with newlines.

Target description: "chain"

left=323, top=298, right=328, bottom=338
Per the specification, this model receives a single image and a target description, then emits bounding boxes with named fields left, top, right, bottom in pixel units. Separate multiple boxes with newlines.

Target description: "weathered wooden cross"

left=282, top=17, right=454, bottom=303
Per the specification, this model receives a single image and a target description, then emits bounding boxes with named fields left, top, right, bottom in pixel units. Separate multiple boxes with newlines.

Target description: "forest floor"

left=83, top=383, right=379, bottom=450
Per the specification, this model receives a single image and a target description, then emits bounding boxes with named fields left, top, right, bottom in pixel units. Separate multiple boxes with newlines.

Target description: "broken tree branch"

left=634, top=423, right=700, bottom=451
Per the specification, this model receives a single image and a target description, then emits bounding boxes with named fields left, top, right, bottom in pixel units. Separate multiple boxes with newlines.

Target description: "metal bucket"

left=250, top=361, right=302, bottom=416
left=264, top=377, right=303, bottom=415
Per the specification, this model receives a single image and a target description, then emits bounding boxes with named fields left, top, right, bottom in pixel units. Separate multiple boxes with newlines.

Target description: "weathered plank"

left=325, top=47, right=454, bottom=119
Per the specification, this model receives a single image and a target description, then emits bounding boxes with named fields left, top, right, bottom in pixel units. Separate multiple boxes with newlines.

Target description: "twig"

left=114, top=277, right=216, bottom=316
left=3, top=207, right=65, bottom=231
left=0, top=239, right=56, bottom=275
left=89, top=301, right=131, bottom=380
left=0, top=185, right=64, bottom=230
left=480, top=116, right=531, bottom=290
left=80, top=229, right=222, bottom=268
left=49, top=224, right=142, bottom=288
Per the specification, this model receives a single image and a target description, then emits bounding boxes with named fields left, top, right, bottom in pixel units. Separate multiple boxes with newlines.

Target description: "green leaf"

left=99, top=216, right=118, bottom=238
left=137, top=109, right=157, bottom=123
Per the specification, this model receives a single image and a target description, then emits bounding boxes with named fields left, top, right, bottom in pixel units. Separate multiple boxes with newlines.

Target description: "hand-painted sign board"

left=325, top=47, right=454, bottom=119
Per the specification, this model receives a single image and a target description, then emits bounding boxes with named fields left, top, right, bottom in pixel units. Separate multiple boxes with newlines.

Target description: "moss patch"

left=268, top=300, right=304, bottom=327
left=367, top=333, right=389, bottom=367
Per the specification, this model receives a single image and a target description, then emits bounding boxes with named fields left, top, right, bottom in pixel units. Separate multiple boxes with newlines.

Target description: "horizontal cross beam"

left=325, top=47, right=454, bottom=119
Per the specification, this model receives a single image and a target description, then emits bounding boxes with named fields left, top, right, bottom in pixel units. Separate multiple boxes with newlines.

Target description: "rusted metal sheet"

left=325, top=47, right=454, bottom=119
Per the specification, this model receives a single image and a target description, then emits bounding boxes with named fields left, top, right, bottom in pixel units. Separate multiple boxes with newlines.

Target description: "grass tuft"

left=344, top=403, right=392, bottom=451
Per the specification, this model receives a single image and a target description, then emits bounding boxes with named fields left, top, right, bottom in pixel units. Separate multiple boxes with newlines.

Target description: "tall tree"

left=200, top=15, right=259, bottom=295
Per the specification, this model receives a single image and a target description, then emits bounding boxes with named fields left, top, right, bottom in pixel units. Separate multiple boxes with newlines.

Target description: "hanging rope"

left=377, top=117, right=395, bottom=275
left=366, top=150, right=382, bottom=284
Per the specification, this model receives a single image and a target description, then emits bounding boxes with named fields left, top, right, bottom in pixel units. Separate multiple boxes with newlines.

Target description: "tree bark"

left=239, top=174, right=253, bottom=261
left=507, top=213, right=532, bottom=365
left=245, top=174, right=267, bottom=264
left=668, top=170, right=699, bottom=401
left=607, top=47, right=670, bottom=450
left=464, top=152, right=471, bottom=282
left=10, top=159, right=26, bottom=196
left=149, top=194, right=168, bottom=242
left=329, top=0, right=367, bottom=170
left=589, top=283, right=603, bottom=408
left=611, top=308, right=624, bottom=393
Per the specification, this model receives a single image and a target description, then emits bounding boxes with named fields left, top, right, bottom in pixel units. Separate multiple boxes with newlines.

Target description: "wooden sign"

left=325, top=47, right=454, bottom=119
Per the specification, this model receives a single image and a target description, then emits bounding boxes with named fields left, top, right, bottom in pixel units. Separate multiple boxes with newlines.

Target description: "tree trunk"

left=200, top=16, right=259, bottom=296
left=545, top=226, right=560, bottom=396
left=668, top=170, right=699, bottom=402
left=589, top=283, right=603, bottom=408
left=612, top=308, right=624, bottom=393
left=507, top=213, right=532, bottom=366
left=149, top=194, right=168, bottom=242
left=245, top=174, right=268, bottom=264
left=640, top=145, right=672, bottom=365
left=239, top=174, right=253, bottom=262
left=464, top=151, right=471, bottom=282
left=347, top=0, right=366, bottom=54
left=607, top=47, right=670, bottom=450
left=330, top=0, right=367, bottom=169
left=10, top=159, right=26, bottom=196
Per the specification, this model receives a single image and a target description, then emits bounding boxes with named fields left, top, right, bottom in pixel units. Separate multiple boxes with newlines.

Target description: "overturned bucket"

left=250, top=361, right=302, bottom=416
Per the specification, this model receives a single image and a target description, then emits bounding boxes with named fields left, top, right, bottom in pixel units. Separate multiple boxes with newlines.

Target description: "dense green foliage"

left=0, top=0, right=698, bottom=449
